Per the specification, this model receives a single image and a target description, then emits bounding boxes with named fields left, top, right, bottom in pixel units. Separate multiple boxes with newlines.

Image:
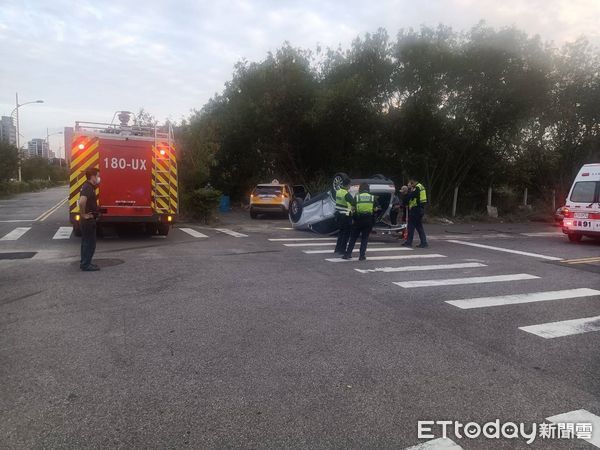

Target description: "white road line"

left=446, top=240, right=562, bottom=261
left=215, top=228, right=248, bottom=237
left=446, top=288, right=600, bottom=309
left=0, top=219, right=35, bottom=223
left=285, top=242, right=384, bottom=247
left=521, top=232, right=562, bottom=237
left=394, top=273, right=538, bottom=288
left=179, top=228, right=208, bottom=238
left=52, top=226, right=73, bottom=240
left=0, top=227, right=31, bottom=241
left=35, top=197, right=68, bottom=222
left=546, top=409, right=600, bottom=447
left=269, top=237, right=336, bottom=241
left=356, top=262, right=487, bottom=274
left=428, top=233, right=511, bottom=240
left=326, top=254, right=446, bottom=263
left=428, top=234, right=474, bottom=240
left=520, top=315, right=600, bottom=339
left=285, top=242, right=339, bottom=247
left=304, top=246, right=412, bottom=254
left=405, top=437, right=463, bottom=449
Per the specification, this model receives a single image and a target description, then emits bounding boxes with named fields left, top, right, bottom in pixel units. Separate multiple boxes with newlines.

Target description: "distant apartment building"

left=27, top=138, right=50, bottom=158
left=0, top=116, right=17, bottom=146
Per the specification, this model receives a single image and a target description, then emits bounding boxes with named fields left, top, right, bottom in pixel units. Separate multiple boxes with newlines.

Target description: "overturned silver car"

left=288, top=173, right=406, bottom=235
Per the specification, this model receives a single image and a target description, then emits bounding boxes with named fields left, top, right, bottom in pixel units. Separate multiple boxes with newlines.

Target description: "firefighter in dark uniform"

left=334, top=177, right=354, bottom=256
left=78, top=168, right=101, bottom=271
left=343, top=183, right=375, bottom=261
left=402, top=177, right=428, bottom=248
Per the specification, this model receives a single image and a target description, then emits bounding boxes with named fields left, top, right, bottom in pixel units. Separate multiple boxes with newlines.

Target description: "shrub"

left=183, top=187, right=222, bottom=223
left=0, top=179, right=64, bottom=197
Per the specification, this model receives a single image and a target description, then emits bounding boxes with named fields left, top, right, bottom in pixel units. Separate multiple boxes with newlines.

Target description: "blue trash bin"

left=219, top=195, right=231, bottom=212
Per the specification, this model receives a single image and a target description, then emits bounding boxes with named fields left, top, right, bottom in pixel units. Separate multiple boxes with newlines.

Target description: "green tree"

left=178, top=23, right=600, bottom=214
left=0, top=141, right=19, bottom=181
left=21, top=157, right=51, bottom=181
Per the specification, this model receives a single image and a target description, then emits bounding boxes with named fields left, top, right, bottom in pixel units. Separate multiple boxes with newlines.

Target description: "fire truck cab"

left=66, top=111, right=178, bottom=236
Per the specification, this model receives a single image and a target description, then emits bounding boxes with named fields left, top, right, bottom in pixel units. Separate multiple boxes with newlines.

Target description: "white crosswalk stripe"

left=52, top=226, right=72, bottom=240
left=304, top=246, right=412, bottom=254
left=404, top=437, right=463, bottom=449
left=269, top=237, right=336, bottom=241
left=326, top=254, right=446, bottom=263
left=285, top=242, right=339, bottom=247
left=215, top=228, right=248, bottom=237
left=429, top=233, right=511, bottom=240
left=0, top=227, right=31, bottom=241
left=446, top=288, right=600, bottom=309
left=546, top=409, right=600, bottom=447
left=446, top=240, right=562, bottom=261
left=356, top=262, right=487, bottom=274
left=179, top=228, right=208, bottom=238
left=285, top=242, right=385, bottom=247
left=520, top=315, right=600, bottom=339
left=394, top=273, right=538, bottom=288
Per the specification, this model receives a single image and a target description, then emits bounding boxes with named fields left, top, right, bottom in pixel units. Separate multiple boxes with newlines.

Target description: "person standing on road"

left=399, top=185, right=409, bottom=224
left=334, top=177, right=354, bottom=256
left=402, top=177, right=428, bottom=248
left=78, top=168, right=101, bottom=271
left=390, top=185, right=409, bottom=225
left=344, top=183, right=375, bottom=261
left=390, top=191, right=401, bottom=225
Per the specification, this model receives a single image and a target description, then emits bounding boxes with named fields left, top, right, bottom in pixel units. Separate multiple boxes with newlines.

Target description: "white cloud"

left=0, top=0, right=598, bottom=155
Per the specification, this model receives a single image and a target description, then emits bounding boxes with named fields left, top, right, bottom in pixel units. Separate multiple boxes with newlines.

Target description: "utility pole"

left=16, top=93, right=20, bottom=181
left=46, top=128, right=63, bottom=162
left=12, top=93, right=44, bottom=182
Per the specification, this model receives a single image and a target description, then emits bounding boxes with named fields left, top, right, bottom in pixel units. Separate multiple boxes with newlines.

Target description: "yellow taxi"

left=249, top=180, right=292, bottom=218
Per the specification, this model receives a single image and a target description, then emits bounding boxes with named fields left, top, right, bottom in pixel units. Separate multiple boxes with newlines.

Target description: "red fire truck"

left=65, top=111, right=178, bottom=236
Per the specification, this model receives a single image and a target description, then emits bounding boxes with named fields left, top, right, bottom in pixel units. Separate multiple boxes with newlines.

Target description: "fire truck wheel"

left=158, top=223, right=170, bottom=236
left=73, top=223, right=82, bottom=237
left=568, top=233, right=582, bottom=243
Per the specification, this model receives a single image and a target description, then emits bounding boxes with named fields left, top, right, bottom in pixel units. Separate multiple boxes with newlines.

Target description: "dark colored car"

left=554, top=206, right=568, bottom=225
left=288, top=172, right=406, bottom=235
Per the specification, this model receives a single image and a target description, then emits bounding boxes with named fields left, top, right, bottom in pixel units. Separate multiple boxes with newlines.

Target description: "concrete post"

left=452, top=186, right=459, bottom=217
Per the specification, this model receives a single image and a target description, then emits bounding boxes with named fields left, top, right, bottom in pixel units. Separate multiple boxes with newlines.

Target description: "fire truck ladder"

left=152, top=124, right=176, bottom=214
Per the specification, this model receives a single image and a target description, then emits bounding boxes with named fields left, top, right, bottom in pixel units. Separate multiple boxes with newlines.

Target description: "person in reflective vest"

left=334, top=177, right=354, bottom=255
left=343, top=182, right=375, bottom=261
left=402, top=177, right=428, bottom=248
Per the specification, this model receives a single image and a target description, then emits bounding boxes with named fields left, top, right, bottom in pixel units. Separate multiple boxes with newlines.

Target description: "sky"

left=1, top=0, right=599, bottom=158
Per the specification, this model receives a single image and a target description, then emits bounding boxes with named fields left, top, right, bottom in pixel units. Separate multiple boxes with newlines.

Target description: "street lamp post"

left=12, top=93, right=44, bottom=182
left=46, top=128, right=63, bottom=166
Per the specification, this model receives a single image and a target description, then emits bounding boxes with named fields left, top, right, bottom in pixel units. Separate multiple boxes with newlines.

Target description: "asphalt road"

left=1, top=187, right=600, bottom=449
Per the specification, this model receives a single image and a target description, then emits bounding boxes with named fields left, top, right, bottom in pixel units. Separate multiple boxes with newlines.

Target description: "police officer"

left=343, top=182, right=375, bottom=261
left=390, top=191, right=401, bottom=226
left=398, top=185, right=409, bottom=224
left=79, top=168, right=101, bottom=271
left=402, top=177, right=428, bottom=248
left=334, top=177, right=353, bottom=256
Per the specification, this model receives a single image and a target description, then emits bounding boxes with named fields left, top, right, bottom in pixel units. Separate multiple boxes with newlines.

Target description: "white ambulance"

left=562, top=163, right=600, bottom=242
